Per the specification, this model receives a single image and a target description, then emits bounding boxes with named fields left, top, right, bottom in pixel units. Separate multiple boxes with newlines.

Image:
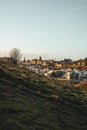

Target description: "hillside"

left=0, top=61, right=87, bottom=130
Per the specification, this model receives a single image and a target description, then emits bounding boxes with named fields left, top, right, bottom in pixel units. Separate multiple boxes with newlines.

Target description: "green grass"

left=0, top=61, right=87, bottom=130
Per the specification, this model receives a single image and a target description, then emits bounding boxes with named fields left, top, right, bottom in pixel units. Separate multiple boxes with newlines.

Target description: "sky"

left=0, top=0, right=87, bottom=60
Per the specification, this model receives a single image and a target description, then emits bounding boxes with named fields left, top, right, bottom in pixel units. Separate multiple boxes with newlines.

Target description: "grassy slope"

left=0, top=62, right=87, bottom=130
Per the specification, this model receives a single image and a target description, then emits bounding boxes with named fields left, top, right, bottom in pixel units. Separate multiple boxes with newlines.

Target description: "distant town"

left=0, top=54, right=87, bottom=82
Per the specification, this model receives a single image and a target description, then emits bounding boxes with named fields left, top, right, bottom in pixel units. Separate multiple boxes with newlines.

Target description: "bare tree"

left=9, top=48, right=22, bottom=64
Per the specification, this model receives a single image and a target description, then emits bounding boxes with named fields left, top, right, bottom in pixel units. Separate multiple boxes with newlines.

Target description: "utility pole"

left=5, top=49, right=6, bottom=57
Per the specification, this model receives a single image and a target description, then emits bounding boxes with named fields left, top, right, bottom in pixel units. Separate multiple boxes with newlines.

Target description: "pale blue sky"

left=0, top=0, right=87, bottom=60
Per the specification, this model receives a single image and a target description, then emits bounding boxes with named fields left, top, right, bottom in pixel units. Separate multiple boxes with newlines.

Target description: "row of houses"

left=0, top=57, right=87, bottom=81
left=21, top=62, right=87, bottom=81
left=21, top=58, right=62, bottom=69
left=27, top=59, right=61, bottom=68
left=19, top=58, right=87, bottom=81
left=21, top=61, right=71, bottom=80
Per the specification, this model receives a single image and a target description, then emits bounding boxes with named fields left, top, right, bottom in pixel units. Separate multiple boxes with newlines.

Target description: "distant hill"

left=0, top=61, right=87, bottom=130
